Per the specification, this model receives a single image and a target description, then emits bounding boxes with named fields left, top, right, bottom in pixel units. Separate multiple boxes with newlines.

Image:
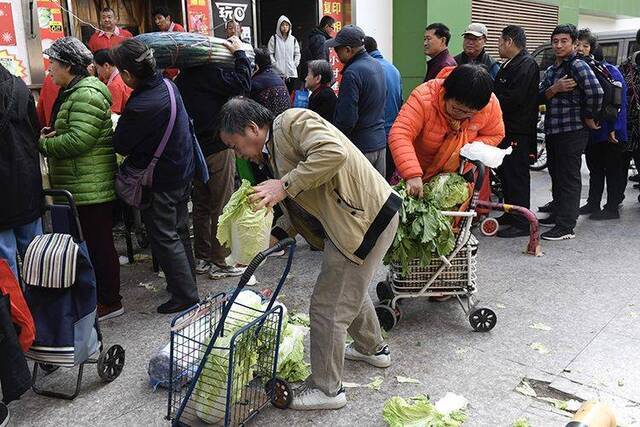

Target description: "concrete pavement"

left=8, top=166, right=640, bottom=426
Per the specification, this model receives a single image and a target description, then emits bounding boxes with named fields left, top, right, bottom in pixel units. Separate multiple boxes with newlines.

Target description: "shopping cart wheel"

left=480, top=217, right=499, bottom=237
left=265, top=378, right=292, bottom=409
left=469, top=308, right=497, bottom=332
left=38, top=363, right=59, bottom=374
left=97, top=344, right=125, bottom=382
left=375, top=302, right=397, bottom=331
left=376, top=281, right=394, bottom=302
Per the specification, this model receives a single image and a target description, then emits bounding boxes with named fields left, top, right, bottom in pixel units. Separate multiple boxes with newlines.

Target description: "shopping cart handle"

left=237, top=238, right=297, bottom=288
left=460, top=157, right=485, bottom=194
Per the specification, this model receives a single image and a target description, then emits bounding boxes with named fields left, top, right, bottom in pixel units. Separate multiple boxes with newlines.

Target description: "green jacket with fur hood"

left=39, top=76, right=117, bottom=205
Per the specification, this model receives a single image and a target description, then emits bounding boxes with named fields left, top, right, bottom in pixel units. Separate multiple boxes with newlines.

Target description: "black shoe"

left=157, top=299, right=198, bottom=314
left=496, top=214, right=514, bottom=226
left=589, top=209, right=619, bottom=220
left=497, top=226, right=530, bottom=238
left=538, top=216, right=556, bottom=227
left=538, top=201, right=554, bottom=213
left=0, top=402, right=9, bottom=427
left=541, top=226, right=575, bottom=241
left=578, top=204, right=600, bottom=215
left=629, top=174, right=640, bottom=182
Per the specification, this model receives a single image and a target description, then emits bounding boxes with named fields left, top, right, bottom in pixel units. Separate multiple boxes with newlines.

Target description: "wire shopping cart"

left=375, top=159, right=497, bottom=333
left=167, top=238, right=297, bottom=426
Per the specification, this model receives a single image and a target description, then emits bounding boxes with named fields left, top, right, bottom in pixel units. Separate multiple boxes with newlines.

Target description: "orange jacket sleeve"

left=473, top=94, right=505, bottom=147
left=388, top=85, right=427, bottom=180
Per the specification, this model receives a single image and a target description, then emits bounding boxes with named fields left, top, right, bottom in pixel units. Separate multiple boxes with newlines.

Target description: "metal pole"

left=181, top=0, right=188, bottom=31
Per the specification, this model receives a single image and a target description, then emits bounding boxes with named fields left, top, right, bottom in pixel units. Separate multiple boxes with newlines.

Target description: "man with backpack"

left=576, top=29, right=628, bottom=220
left=538, top=24, right=604, bottom=241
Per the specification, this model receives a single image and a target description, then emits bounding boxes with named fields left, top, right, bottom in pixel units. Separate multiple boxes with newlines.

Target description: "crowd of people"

left=2, top=4, right=640, bottom=415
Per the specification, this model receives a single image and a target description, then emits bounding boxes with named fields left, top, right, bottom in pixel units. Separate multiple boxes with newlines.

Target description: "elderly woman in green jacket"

left=40, top=37, right=122, bottom=321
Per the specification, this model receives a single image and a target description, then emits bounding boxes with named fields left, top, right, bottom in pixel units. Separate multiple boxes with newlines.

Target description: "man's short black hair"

left=593, top=45, right=604, bottom=62
left=152, top=6, right=171, bottom=18
left=578, top=28, right=598, bottom=53
left=93, top=49, right=114, bottom=66
left=218, top=97, right=275, bottom=135
left=443, top=64, right=493, bottom=110
left=501, top=25, right=527, bottom=49
left=254, top=47, right=271, bottom=68
left=551, top=24, right=578, bottom=42
left=425, top=23, right=451, bottom=46
left=100, top=7, right=114, bottom=14
left=364, top=36, right=377, bottom=53
left=319, top=16, right=336, bottom=29
left=307, top=59, right=332, bottom=84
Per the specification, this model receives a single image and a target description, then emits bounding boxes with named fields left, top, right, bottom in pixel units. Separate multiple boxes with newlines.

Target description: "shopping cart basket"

left=167, top=238, right=296, bottom=426
left=23, top=189, right=125, bottom=400
left=375, top=159, right=497, bottom=333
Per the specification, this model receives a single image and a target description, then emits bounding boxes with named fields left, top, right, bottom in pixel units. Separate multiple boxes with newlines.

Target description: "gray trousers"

left=142, top=182, right=199, bottom=304
left=309, top=213, right=399, bottom=395
left=363, top=148, right=387, bottom=177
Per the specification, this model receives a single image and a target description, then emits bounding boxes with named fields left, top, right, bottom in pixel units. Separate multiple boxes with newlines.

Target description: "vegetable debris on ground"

left=367, top=376, right=384, bottom=391
left=382, top=394, right=468, bottom=427
left=384, top=174, right=470, bottom=274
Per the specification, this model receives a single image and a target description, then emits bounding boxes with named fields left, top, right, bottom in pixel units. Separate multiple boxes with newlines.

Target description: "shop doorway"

left=70, top=0, right=184, bottom=43
left=257, top=0, right=318, bottom=48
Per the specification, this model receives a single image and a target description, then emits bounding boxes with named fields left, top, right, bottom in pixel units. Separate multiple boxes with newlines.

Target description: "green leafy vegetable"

left=512, top=418, right=531, bottom=427
left=276, top=323, right=310, bottom=382
left=384, top=174, right=470, bottom=274
left=217, top=179, right=274, bottom=266
left=383, top=395, right=467, bottom=427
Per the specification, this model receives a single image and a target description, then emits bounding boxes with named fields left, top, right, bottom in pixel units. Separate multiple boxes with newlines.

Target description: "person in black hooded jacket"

left=0, top=64, right=43, bottom=278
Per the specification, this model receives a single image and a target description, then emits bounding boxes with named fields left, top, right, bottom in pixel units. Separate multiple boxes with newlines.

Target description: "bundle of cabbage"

left=193, top=291, right=263, bottom=424
left=217, top=180, right=274, bottom=266
left=135, top=32, right=255, bottom=70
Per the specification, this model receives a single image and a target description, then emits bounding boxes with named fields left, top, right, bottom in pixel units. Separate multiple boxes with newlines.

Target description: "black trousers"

left=142, top=183, right=198, bottom=305
left=546, top=128, right=589, bottom=230
left=585, top=139, right=627, bottom=210
left=497, top=134, right=533, bottom=228
left=77, top=201, right=121, bottom=306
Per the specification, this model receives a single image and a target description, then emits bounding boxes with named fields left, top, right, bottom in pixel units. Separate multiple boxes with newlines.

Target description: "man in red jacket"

left=87, top=7, right=132, bottom=53
left=152, top=7, right=185, bottom=79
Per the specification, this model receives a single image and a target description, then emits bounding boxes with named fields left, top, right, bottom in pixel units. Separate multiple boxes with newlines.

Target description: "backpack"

left=564, top=56, right=622, bottom=122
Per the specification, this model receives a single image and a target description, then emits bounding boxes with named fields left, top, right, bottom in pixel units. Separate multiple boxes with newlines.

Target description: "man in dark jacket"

left=0, top=64, right=43, bottom=278
left=494, top=25, right=540, bottom=238
left=455, top=23, right=500, bottom=79
left=424, top=22, right=457, bottom=82
left=327, top=25, right=387, bottom=176
left=250, top=47, right=290, bottom=116
left=175, top=36, right=252, bottom=279
left=305, top=59, right=337, bottom=121
left=299, top=16, right=335, bottom=78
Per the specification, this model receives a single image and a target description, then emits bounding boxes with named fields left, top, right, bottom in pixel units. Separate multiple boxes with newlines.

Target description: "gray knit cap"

left=44, top=37, right=93, bottom=68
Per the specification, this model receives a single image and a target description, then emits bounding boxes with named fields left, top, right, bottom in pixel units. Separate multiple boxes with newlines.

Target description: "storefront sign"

left=0, top=49, right=26, bottom=77
left=187, top=0, right=212, bottom=35
left=36, top=1, right=65, bottom=70
left=212, top=0, right=252, bottom=43
left=322, top=0, right=350, bottom=93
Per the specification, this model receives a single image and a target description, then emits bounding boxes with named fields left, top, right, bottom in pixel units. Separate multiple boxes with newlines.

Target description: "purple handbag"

left=115, top=79, right=177, bottom=209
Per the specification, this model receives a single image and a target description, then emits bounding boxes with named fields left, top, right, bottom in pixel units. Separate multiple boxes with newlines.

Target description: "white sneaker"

left=344, top=343, right=391, bottom=368
left=290, top=384, right=347, bottom=410
left=195, top=259, right=212, bottom=275
left=209, top=265, right=257, bottom=286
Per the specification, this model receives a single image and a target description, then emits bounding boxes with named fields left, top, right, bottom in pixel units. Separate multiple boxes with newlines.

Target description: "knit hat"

left=44, top=37, right=93, bottom=68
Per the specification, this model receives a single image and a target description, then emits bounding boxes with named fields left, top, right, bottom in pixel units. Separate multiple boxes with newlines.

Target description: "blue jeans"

left=0, top=218, right=43, bottom=279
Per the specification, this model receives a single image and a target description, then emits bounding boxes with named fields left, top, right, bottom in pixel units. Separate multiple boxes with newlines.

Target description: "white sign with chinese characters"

left=214, top=2, right=248, bottom=22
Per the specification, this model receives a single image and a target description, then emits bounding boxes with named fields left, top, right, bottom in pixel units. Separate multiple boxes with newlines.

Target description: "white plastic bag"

left=460, top=141, right=512, bottom=168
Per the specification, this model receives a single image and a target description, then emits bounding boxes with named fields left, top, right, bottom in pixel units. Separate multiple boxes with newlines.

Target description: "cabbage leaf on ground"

left=383, top=395, right=467, bottom=427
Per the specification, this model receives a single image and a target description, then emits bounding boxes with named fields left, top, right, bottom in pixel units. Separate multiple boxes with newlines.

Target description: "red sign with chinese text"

left=187, top=0, right=212, bottom=35
left=322, top=0, right=351, bottom=93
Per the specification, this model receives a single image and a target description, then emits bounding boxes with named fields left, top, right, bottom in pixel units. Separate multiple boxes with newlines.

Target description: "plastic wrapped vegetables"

left=384, top=174, right=469, bottom=274
left=217, top=180, right=273, bottom=266
left=134, top=32, right=255, bottom=70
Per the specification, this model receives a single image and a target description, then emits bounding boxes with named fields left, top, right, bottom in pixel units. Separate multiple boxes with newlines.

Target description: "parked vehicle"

left=530, top=113, right=547, bottom=171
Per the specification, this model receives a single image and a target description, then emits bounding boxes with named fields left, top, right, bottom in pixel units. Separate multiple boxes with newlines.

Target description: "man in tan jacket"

left=218, top=97, right=401, bottom=410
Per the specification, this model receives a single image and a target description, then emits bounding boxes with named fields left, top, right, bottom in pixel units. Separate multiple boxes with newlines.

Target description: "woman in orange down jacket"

left=389, top=64, right=505, bottom=197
